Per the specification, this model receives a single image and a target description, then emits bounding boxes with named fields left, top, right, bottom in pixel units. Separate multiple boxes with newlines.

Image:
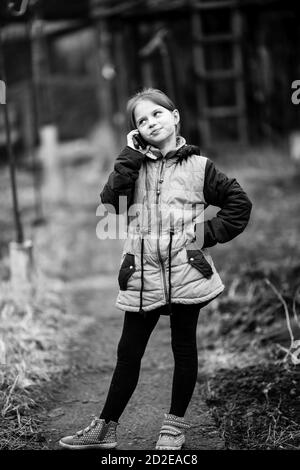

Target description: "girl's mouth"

left=151, top=128, right=162, bottom=136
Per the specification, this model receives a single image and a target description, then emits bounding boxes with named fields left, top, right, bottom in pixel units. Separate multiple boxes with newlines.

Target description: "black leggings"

left=99, top=303, right=203, bottom=422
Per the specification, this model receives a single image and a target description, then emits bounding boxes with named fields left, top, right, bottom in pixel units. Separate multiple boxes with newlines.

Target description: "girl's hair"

left=126, top=88, right=180, bottom=135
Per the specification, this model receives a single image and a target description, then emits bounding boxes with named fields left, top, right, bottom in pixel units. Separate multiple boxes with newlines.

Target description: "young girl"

left=59, top=88, right=252, bottom=450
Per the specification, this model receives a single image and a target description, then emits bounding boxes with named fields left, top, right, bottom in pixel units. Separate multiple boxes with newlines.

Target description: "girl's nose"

left=148, top=116, right=157, bottom=127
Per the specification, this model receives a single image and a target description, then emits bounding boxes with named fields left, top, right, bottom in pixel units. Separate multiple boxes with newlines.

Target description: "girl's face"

left=134, top=99, right=180, bottom=148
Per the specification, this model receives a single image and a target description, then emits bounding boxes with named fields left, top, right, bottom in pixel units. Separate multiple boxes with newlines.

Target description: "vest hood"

left=144, top=136, right=201, bottom=164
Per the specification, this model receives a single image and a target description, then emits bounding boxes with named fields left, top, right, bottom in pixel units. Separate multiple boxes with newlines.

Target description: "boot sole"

left=156, top=445, right=183, bottom=450
left=59, top=440, right=117, bottom=450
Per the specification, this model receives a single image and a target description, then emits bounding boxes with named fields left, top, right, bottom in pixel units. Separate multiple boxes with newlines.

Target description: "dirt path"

left=41, top=282, right=224, bottom=450
left=42, top=284, right=223, bottom=450
left=37, top=166, right=224, bottom=450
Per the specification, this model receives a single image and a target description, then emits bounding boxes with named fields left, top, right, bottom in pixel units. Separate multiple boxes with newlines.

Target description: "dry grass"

left=0, top=161, right=75, bottom=449
left=197, top=254, right=300, bottom=448
left=0, top=273, right=72, bottom=449
left=196, top=142, right=300, bottom=449
left=198, top=261, right=300, bottom=449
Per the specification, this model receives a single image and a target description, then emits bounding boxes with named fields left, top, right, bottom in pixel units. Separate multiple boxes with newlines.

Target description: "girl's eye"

left=154, top=111, right=161, bottom=116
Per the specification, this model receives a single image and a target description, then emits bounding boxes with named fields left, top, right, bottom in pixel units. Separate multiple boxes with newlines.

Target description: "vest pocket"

left=118, top=253, right=136, bottom=290
left=186, top=249, right=213, bottom=279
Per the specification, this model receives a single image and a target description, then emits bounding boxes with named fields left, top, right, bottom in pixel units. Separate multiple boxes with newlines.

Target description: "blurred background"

left=1, top=0, right=300, bottom=153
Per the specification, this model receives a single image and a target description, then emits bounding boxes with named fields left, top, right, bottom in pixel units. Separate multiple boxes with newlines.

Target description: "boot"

left=155, top=413, right=191, bottom=450
left=59, top=416, right=119, bottom=449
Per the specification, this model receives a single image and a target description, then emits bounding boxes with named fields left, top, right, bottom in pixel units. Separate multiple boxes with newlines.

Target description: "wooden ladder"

left=191, top=0, right=247, bottom=147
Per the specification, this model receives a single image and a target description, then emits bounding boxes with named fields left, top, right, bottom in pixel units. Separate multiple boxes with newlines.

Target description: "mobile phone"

left=133, top=133, right=148, bottom=150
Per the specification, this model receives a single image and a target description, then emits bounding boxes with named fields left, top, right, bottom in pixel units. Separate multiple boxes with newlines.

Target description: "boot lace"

left=76, top=417, right=100, bottom=436
left=159, top=424, right=183, bottom=438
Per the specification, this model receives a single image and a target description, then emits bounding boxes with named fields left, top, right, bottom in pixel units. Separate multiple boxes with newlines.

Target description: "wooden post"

left=38, top=124, right=62, bottom=205
left=94, top=19, right=115, bottom=124
left=9, top=240, right=35, bottom=302
left=190, top=9, right=211, bottom=147
left=232, top=9, right=248, bottom=144
left=0, top=337, right=6, bottom=366
left=30, top=18, right=54, bottom=126
left=113, top=22, right=129, bottom=142
left=289, top=131, right=300, bottom=164
left=139, top=22, right=155, bottom=87
left=93, top=17, right=122, bottom=152
left=27, top=15, right=48, bottom=224
left=125, top=23, right=140, bottom=94
left=155, top=22, right=176, bottom=101
left=29, top=16, right=62, bottom=207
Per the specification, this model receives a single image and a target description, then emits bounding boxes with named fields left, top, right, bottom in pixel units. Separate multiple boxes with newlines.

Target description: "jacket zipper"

left=156, top=158, right=168, bottom=303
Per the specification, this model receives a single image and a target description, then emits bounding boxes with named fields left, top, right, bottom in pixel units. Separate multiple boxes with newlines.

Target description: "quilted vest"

left=115, top=136, right=225, bottom=315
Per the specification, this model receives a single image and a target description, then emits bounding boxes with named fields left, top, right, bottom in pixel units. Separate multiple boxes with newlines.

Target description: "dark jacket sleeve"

left=195, top=158, right=253, bottom=249
left=100, top=146, right=145, bottom=214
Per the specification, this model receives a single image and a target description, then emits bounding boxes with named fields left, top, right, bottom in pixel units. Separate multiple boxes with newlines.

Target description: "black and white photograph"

left=0, top=0, right=299, bottom=457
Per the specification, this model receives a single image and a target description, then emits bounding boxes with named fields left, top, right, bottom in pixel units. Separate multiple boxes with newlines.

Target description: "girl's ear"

left=173, top=109, right=180, bottom=125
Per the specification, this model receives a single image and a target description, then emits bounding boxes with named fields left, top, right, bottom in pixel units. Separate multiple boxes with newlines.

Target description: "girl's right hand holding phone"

left=127, top=130, right=149, bottom=154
